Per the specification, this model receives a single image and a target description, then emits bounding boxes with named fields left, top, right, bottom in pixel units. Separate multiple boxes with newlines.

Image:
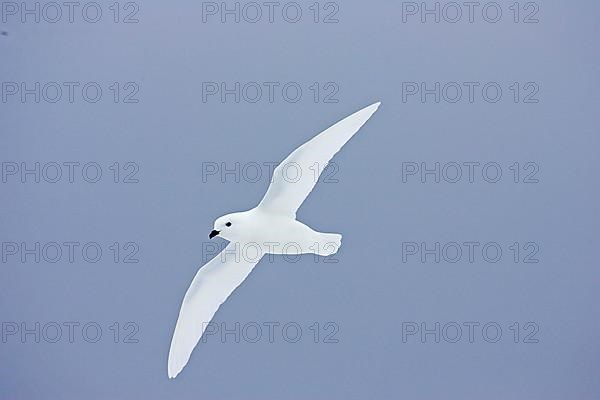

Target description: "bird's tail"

left=314, top=233, right=342, bottom=256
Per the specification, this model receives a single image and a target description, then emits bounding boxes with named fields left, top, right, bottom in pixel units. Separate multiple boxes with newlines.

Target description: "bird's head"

left=209, top=212, right=243, bottom=241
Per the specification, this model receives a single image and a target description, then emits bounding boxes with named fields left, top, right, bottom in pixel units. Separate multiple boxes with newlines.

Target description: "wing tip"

left=369, top=101, right=382, bottom=110
left=359, top=101, right=381, bottom=117
left=356, top=101, right=381, bottom=121
left=168, top=363, right=182, bottom=379
left=168, top=347, right=185, bottom=379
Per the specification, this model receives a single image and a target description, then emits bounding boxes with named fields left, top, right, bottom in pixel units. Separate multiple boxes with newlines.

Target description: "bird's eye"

left=225, top=222, right=232, bottom=227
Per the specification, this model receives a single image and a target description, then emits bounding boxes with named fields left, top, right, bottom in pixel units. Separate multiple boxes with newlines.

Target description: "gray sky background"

left=1, top=0, right=599, bottom=398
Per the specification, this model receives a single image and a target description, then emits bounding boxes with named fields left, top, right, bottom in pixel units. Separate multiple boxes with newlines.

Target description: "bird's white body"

left=168, top=102, right=381, bottom=378
left=215, top=208, right=341, bottom=256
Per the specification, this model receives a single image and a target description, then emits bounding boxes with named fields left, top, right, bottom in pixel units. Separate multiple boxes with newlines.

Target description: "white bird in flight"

left=168, top=102, right=381, bottom=378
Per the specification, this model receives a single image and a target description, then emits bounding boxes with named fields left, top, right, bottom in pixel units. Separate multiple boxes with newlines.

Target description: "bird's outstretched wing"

left=168, top=243, right=263, bottom=378
left=257, top=102, right=381, bottom=217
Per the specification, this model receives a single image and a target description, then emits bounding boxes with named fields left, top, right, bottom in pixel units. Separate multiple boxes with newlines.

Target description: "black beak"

left=209, top=230, right=220, bottom=239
